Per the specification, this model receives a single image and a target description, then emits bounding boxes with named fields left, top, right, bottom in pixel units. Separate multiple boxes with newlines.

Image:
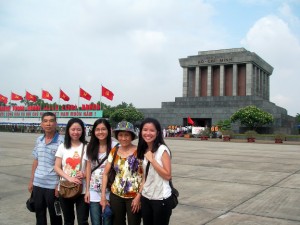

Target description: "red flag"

left=25, top=91, right=37, bottom=102
left=42, top=90, right=53, bottom=101
left=79, top=88, right=92, bottom=101
left=187, top=116, right=194, bottom=125
left=60, top=89, right=70, bottom=101
left=101, top=86, right=114, bottom=100
left=0, top=94, right=8, bottom=104
left=11, top=92, right=23, bottom=101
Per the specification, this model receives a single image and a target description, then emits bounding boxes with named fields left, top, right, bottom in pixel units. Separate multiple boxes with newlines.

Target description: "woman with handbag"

left=100, top=121, right=143, bottom=225
left=137, top=118, right=173, bottom=225
left=84, top=119, right=118, bottom=225
left=54, top=118, right=89, bottom=225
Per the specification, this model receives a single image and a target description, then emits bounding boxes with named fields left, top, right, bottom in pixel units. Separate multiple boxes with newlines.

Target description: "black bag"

left=26, top=192, right=35, bottom=212
left=169, top=180, right=179, bottom=209
left=107, top=145, right=119, bottom=190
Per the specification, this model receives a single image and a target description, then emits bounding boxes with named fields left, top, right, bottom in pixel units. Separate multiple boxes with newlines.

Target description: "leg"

left=152, top=197, right=172, bottom=225
left=45, top=188, right=62, bottom=225
left=75, top=194, right=90, bottom=225
left=90, top=202, right=101, bottom=225
left=33, top=186, right=47, bottom=225
left=59, top=197, right=75, bottom=225
left=141, top=196, right=153, bottom=225
left=125, top=198, right=141, bottom=225
left=109, top=193, right=127, bottom=225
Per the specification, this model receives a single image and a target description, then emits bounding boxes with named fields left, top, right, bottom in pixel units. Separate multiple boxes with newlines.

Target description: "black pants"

left=109, top=193, right=141, bottom=225
left=59, top=194, right=89, bottom=225
left=33, top=186, right=62, bottom=225
left=141, top=195, right=172, bottom=225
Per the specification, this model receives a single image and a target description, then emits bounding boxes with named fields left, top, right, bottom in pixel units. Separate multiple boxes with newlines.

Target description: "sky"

left=0, top=0, right=299, bottom=116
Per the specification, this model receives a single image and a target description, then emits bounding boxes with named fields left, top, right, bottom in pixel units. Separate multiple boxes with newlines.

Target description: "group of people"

left=28, top=112, right=174, bottom=225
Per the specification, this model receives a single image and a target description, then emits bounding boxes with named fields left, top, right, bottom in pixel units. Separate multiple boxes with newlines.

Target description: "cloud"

left=241, top=10, right=300, bottom=116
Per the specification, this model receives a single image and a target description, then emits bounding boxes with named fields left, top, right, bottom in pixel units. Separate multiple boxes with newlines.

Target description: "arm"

left=100, top=162, right=111, bottom=211
left=54, top=157, right=82, bottom=184
left=84, top=160, right=91, bottom=203
left=28, top=159, right=38, bottom=193
left=144, top=150, right=171, bottom=180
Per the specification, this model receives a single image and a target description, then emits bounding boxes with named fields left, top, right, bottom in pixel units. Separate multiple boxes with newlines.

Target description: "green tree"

left=110, top=107, right=144, bottom=125
left=216, top=119, right=231, bottom=131
left=230, top=105, right=273, bottom=130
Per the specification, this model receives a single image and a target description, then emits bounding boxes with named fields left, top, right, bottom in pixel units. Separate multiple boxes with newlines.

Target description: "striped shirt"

left=32, top=132, right=64, bottom=189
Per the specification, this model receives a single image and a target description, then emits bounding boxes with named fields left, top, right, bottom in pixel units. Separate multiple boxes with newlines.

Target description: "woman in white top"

left=137, top=118, right=173, bottom=225
left=54, top=118, right=89, bottom=225
left=84, top=119, right=118, bottom=225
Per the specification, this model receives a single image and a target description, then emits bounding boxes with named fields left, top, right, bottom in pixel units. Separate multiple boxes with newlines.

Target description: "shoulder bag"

left=59, top=144, right=85, bottom=199
left=145, top=160, right=179, bottom=209
left=107, top=145, right=119, bottom=190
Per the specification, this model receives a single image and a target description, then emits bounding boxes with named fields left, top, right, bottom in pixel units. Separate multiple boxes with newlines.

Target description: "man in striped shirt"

left=28, top=112, right=64, bottom=225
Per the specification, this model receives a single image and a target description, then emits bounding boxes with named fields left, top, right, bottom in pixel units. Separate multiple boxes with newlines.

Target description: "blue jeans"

left=90, top=202, right=112, bottom=225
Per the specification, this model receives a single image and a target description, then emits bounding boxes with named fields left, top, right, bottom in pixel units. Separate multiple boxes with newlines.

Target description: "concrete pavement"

left=0, top=132, right=300, bottom=225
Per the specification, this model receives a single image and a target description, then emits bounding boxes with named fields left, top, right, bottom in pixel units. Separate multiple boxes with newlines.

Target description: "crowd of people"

left=28, top=112, right=174, bottom=225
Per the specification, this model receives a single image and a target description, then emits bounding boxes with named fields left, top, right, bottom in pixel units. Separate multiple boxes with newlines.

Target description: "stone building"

left=139, top=48, right=296, bottom=134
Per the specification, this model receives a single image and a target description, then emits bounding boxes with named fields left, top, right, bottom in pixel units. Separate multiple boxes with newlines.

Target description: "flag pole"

left=58, top=87, right=61, bottom=109
left=100, top=84, right=102, bottom=113
left=78, top=86, right=80, bottom=111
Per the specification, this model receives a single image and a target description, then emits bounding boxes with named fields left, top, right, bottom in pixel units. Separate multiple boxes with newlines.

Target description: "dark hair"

left=41, top=112, right=56, bottom=121
left=115, top=130, right=135, bottom=141
left=87, top=119, right=112, bottom=162
left=137, top=118, right=168, bottom=159
left=64, top=118, right=86, bottom=149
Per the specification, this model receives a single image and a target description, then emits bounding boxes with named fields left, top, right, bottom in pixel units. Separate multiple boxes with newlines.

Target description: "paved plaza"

left=0, top=132, right=300, bottom=225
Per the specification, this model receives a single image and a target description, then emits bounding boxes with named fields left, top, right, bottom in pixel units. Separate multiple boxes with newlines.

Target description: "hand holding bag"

left=26, top=192, right=35, bottom=212
left=59, top=144, right=85, bottom=199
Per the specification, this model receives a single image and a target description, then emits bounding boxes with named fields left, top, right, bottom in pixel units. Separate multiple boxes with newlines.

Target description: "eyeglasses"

left=95, top=128, right=108, bottom=132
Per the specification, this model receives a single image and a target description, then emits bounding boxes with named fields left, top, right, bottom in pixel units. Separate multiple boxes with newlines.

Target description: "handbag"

left=145, top=161, right=179, bottom=209
left=169, top=179, right=179, bottom=209
left=26, top=192, right=35, bottom=212
left=59, top=144, right=85, bottom=199
left=107, top=145, right=119, bottom=190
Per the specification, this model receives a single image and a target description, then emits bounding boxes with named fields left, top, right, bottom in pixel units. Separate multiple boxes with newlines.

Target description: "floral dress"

left=108, top=146, right=143, bottom=198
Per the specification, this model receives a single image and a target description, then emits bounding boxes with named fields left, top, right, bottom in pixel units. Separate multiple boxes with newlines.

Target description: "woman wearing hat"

left=100, top=121, right=143, bottom=225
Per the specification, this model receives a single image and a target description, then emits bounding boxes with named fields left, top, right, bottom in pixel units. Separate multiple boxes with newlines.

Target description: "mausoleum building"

left=139, top=48, right=296, bottom=134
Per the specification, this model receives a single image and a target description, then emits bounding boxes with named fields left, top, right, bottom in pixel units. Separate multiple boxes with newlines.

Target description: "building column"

left=220, top=65, right=224, bottom=96
left=195, top=67, right=200, bottom=97
left=253, top=66, right=257, bottom=96
left=207, top=66, right=212, bottom=96
left=182, top=67, right=188, bottom=97
left=246, top=63, right=253, bottom=96
left=232, top=64, right=237, bottom=96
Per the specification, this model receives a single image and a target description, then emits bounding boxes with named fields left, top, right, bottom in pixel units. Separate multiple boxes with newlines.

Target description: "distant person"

left=54, top=118, right=89, bottom=225
left=28, top=112, right=63, bottom=225
left=100, top=121, right=143, bottom=225
left=137, top=118, right=173, bottom=225
left=84, top=119, right=118, bottom=225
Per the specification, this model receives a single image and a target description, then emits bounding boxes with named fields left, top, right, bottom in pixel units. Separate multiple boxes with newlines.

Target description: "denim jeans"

left=33, top=186, right=62, bottom=225
left=59, top=194, right=89, bottom=225
left=90, top=202, right=112, bottom=225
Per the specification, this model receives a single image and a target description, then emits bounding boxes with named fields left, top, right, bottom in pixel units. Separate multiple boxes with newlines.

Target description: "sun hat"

left=113, top=121, right=137, bottom=139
